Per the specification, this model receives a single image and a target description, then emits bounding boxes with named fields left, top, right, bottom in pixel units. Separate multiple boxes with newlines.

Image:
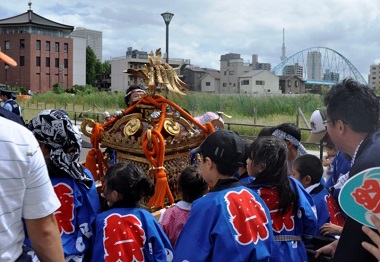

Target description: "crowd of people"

left=1, top=78, right=380, bottom=261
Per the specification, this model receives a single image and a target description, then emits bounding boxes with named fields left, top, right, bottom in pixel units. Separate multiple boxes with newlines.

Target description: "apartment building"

left=369, top=64, right=380, bottom=89
left=283, top=63, right=304, bottom=79
left=220, top=53, right=274, bottom=94
left=307, top=51, right=322, bottom=80
left=220, top=53, right=251, bottom=94
left=71, top=27, right=102, bottom=61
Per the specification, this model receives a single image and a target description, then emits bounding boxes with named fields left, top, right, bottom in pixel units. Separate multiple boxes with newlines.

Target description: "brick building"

left=0, top=5, right=74, bottom=92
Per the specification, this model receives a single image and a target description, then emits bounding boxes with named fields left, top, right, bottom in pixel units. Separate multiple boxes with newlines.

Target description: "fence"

left=21, top=101, right=326, bottom=159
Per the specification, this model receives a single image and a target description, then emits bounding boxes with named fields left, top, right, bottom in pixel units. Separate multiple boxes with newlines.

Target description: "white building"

left=109, top=48, right=190, bottom=93
left=200, top=69, right=220, bottom=92
left=71, top=35, right=86, bottom=86
left=239, top=70, right=280, bottom=95
left=110, top=56, right=149, bottom=93
left=71, top=27, right=102, bottom=61
left=220, top=53, right=272, bottom=94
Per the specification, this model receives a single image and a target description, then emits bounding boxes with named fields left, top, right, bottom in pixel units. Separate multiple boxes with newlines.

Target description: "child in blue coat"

left=292, top=154, right=345, bottom=236
left=246, top=136, right=317, bottom=262
left=174, top=130, right=274, bottom=261
left=90, top=162, right=173, bottom=262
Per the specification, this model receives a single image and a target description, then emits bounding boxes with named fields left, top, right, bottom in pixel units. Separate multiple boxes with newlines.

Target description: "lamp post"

left=161, top=12, right=174, bottom=64
left=4, top=64, right=9, bottom=88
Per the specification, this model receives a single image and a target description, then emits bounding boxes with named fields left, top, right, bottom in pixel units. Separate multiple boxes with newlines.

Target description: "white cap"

left=307, top=108, right=327, bottom=143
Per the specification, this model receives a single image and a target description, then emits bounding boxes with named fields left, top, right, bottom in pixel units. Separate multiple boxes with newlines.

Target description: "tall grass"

left=21, top=91, right=324, bottom=148
left=24, top=91, right=324, bottom=118
left=170, top=92, right=324, bottom=118
left=27, top=91, right=125, bottom=108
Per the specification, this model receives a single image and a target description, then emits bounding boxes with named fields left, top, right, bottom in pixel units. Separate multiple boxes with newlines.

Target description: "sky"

left=1, top=1, right=380, bottom=80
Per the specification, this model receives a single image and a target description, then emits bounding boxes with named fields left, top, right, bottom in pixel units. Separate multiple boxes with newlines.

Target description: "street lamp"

left=161, top=12, right=174, bottom=64
left=4, top=64, right=9, bottom=88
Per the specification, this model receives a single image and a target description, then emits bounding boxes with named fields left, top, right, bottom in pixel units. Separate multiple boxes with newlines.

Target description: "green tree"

left=86, top=46, right=99, bottom=86
left=102, top=60, right=111, bottom=74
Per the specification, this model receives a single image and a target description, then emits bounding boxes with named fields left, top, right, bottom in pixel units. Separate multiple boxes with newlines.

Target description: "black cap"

left=237, top=142, right=250, bottom=167
left=1, top=89, right=13, bottom=99
left=1, top=89, right=12, bottom=95
left=193, top=130, right=244, bottom=167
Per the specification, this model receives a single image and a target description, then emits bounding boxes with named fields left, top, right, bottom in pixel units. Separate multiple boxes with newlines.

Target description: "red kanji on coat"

left=258, top=187, right=295, bottom=233
left=53, top=183, right=75, bottom=235
left=103, top=214, right=146, bottom=262
left=225, top=189, right=270, bottom=245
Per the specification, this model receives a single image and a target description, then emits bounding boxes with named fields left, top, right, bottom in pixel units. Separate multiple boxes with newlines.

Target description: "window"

left=295, top=81, right=299, bottom=87
left=197, top=73, right=201, bottom=78
left=46, top=41, right=50, bottom=51
left=20, top=39, right=25, bottom=50
left=36, top=56, right=41, bottom=67
left=55, top=58, right=59, bottom=68
left=222, top=83, right=227, bottom=87
left=64, top=43, right=68, bottom=53
left=64, top=59, right=68, bottom=68
left=46, top=57, right=50, bottom=67
left=229, top=71, right=235, bottom=75
left=224, top=71, right=227, bottom=76
left=5, top=41, right=10, bottom=50
left=241, top=80, right=250, bottom=85
left=36, top=40, right=41, bottom=50
left=55, top=42, right=59, bottom=52
left=288, top=80, right=291, bottom=87
left=256, top=80, right=265, bottom=85
left=205, top=82, right=210, bottom=86
left=20, top=56, right=25, bottom=66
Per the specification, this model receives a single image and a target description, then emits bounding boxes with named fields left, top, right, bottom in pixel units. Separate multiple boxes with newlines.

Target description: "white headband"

left=272, top=129, right=307, bottom=156
left=126, top=88, right=146, bottom=98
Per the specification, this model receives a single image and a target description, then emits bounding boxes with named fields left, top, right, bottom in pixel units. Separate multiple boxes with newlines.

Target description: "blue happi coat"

left=174, top=178, right=274, bottom=262
left=247, top=177, right=317, bottom=262
left=25, top=168, right=101, bottom=261
left=91, top=207, right=173, bottom=262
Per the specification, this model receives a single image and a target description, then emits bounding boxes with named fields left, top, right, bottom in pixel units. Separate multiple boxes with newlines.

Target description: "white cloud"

left=1, top=0, right=380, bottom=80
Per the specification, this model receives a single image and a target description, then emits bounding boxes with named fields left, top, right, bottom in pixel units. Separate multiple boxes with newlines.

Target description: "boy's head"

left=291, top=154, right=324, bottom=188
left=179, top=165, right=209, bottom=203
left=238, top=142, right=250, bottom=169
left=194, top=130, right=244, bottom=177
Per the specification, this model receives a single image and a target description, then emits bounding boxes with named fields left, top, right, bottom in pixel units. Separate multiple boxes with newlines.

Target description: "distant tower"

left=280, top=28, right=286, bottom=61
left=307, top=51, right=322, bottom=80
